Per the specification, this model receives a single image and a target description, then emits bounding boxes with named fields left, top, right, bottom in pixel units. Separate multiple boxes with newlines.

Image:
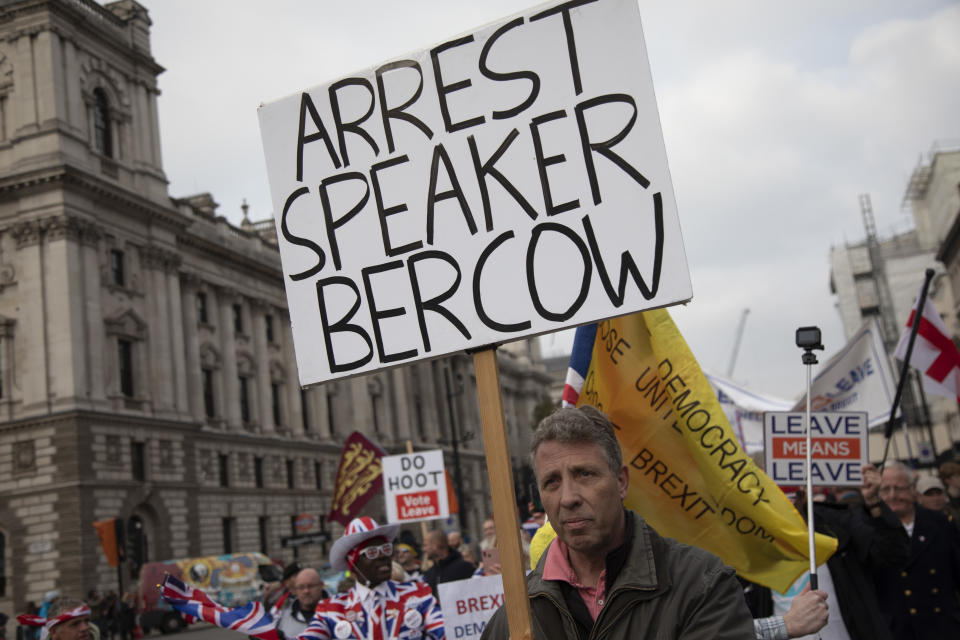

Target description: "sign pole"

left=473, top=346, right=533, bottom=640
left=405, top=441, right=431, bottom=551
left=796, top=327, right=823, bottom=590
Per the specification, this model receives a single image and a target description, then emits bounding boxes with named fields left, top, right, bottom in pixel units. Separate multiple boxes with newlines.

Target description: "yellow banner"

left=579, top=310, right=836, bottom=592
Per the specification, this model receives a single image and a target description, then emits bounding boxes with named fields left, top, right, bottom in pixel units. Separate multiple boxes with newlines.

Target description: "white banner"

left=438, top=575, right=504, bottom=640
left=258, top=0, right=691, bottom=385
left=706, top=372, right=792, bottom=453
left=793, top=317, right=898, bottom=428
left=763, top=411, right=869, bottom=487
left=382, top=450, right=449, bottom=523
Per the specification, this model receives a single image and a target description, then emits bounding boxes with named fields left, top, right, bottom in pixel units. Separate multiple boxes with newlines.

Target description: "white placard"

left=438, top=575, right=505, bottom=640
left=258, top=0, right=692, bottom=385
left=382, top=450, right=449, bottom=523
left=763, top=412, right=869, bottom=487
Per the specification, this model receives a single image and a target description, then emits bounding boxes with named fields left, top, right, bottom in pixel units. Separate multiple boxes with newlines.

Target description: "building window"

left=233, top=304, right=243, bottom=334
left=239, top=377, right=250, bottom=423
left=118, top=339, right=134, bottom=397
left=272, top=383, right=282, bottom=427
left=131, top=441, right=146, bottom=481
left=314, top=461, right=323, bottom=490
left=93, top=88, right=112, bottom=157
left=110, top=249, right=125, bottom=287
left=0, top=341, right=4, bottom=400
left=202, top=369, right=216, bottom=418
left=286, top=459, right=295, bottom=489
left=265, top=314, right=274, bottom=343
left=301, top=390, right=310, bottom=432
left=218, top=454, right=229, bottom=487
left=197, top=292, right=208, bottom=324
left=254, top=456, right=264, bottom=488
left=258, top=517, right=268, bottom=555
left=0, top=530, right=5, bottom=597
left=289, top=515, right=297, bottom=536
left=222, top=517, right=234, bottom=554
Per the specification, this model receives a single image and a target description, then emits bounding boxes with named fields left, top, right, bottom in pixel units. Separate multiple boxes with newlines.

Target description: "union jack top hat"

left=329, top=516, right=400, bottom=571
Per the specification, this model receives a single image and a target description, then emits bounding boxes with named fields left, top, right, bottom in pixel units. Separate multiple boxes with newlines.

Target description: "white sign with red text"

left=382, top=450, right=449, bottom=523
left=438, top=575, right=505, bottom=640
left=763, top=412, right=868, bottom=487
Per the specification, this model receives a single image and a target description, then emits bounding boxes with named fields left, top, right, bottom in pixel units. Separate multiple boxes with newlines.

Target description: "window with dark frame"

left=301, top=390, right=310, bottom=432
left=286, top=458, right=294, bottom=489
left=272, top=383, right=282, bottom=427
left=265, top=314, right=274, bottom=343
left=222, top=517, right=234, bottom=554
left=314, top=461, right=322, bottom=490
left=0, top=531, right=5, bottom=597
left=218, top=453, right=229, bottom=487
left=289, top=515, right=297, bottom=536
left=233, top=304, right=243, bottom=334
left=254, top=456, right=264, bottom=489
left=196, top=292, right=208, bottom=324
left=131, top=441, right=145, bottom=482
left=0, top=341, right=4, bottom=400
left=109, top=249, right=125, bottom=287
left=239, top=377, right=250, bottom=423
left=202, top=369, right=215, bottom=418
left=258, top=516, right=268, bottom=555
left=93, top=88, right=112, bottom=157
left=118, top=339, right=134, bottom=397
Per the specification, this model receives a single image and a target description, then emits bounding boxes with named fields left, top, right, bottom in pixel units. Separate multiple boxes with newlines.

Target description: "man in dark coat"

left=877, top=461, right=960, bottom=639
left=422, top=529, right=475, bottom=601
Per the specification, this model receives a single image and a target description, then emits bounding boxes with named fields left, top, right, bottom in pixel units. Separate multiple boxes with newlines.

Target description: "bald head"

left=424, top=529, right=450, bottom=561
left=294, top=568, right=326, bottom=610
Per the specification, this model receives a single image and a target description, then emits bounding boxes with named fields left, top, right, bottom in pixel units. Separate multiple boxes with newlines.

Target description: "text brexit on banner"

left=382, top=450, right=449, bottom=523
left=438, top=574, right=504, bottom=640
left=258, top=0, right=692, bottom=385
left=763, top=412, right=868, bottom=487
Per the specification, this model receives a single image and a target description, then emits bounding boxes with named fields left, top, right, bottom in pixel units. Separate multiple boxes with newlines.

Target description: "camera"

left=795, top=326, right=823, bottom=351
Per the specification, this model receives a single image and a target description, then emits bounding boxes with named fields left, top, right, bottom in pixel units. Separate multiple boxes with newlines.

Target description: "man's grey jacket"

left=481, top=510, right=754, bottom=639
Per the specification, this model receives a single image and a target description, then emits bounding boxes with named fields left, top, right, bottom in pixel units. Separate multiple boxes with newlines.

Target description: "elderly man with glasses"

left=304, top=517, right=444, bottom=640
left=876, top=461, right=960, bottom=640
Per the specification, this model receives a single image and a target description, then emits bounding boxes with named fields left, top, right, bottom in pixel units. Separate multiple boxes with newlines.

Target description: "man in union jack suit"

left=302, top=517, right=443, bottom=640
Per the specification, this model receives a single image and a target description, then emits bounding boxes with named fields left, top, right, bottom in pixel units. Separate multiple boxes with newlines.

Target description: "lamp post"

left=444, top=361, right=469, bottom=533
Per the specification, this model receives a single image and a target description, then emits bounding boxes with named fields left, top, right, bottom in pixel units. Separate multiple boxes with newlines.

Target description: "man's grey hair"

left=47, top=598, right=85, bottom=620
left=529, top=405, right=622, bottom=475
left=884, top=460, right=918, bottom=484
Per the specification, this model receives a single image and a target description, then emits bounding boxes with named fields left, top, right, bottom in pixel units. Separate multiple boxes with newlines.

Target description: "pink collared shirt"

left=542, top=537, right=607, bottom=620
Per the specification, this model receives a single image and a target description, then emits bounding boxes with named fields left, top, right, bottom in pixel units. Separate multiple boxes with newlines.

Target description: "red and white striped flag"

left=894, top=291, right=960, bottom=403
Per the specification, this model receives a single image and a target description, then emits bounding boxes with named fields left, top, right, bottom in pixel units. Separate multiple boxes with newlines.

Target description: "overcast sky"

left=135, top=0, right=960, bottom=400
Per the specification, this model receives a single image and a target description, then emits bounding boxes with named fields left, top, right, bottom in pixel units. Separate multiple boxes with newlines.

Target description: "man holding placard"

left=482, top=406, right=753, bottom=639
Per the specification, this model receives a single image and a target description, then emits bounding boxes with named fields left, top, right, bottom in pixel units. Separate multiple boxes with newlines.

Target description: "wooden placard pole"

left=405, top=440, right=431, bottom=570
left=473, top=347, right=533, bottom=640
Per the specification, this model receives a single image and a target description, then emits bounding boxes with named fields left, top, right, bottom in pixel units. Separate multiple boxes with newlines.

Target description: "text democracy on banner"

left=763, top=412, right=869, bottom=487
left=382, top=450, right=450, bottom=523
left=577, top=310, right=836, bottom=592
left=258, top=0, right=691, bottom=385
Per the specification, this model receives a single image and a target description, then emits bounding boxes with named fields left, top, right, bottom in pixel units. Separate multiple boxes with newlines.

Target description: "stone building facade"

left=0, top=0, right=552, bottom=619
left=829, top=144, right=960, bottom=464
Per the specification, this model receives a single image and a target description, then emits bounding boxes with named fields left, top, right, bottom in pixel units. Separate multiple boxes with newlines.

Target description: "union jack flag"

left=561, top=324, right=597, bottom=407
left=160, top=574, right=280, bottom=640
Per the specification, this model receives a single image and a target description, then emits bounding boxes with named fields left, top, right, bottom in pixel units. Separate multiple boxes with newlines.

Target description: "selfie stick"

left=797, top=326, right=823, bottom=590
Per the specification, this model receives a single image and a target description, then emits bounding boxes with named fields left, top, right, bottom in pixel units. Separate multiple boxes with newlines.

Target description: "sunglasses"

left=358, top=542, right=393, bottom=560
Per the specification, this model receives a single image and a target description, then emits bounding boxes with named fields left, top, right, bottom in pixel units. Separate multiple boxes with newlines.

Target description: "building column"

left=167, top=267, right=189, bottom=417
left=42, top=216, right=85, bottom=408
left=181, top=275, right=203, bottom=420
left=252, top=301, right=274, bottom=434
left=391, top=368, right=413, bottom=443
left=79, top=223, right=105, bottom=404
left=217, top=286, right=241, bottom=430
left=11, top=221, right=48, bottom=412
left=142, top=247, right=174, bottom=414
left=280, top=312, right=304, bottom=437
